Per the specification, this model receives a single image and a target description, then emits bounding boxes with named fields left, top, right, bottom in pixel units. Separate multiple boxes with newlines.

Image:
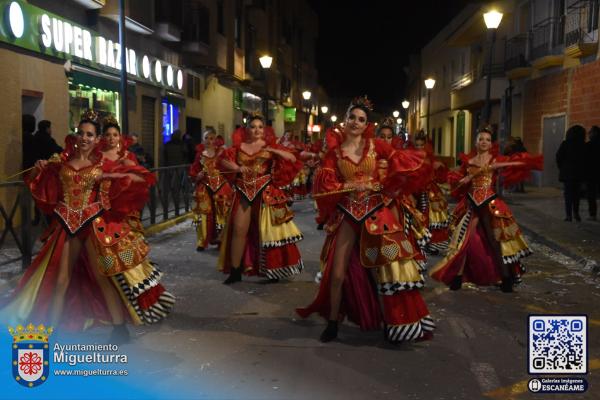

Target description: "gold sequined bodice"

left=336, top=140, right=378, bottom=185
left=335, top=140, right=383, bottom=222
left=202, top=154, right=221, bottom=177
left=467, top=163, right=497, bottom=206
left=59, top=164, right=103, bottom=210
left=237, top=149, right=272, bottom=179
left=55, top=163, right=105, bottom=234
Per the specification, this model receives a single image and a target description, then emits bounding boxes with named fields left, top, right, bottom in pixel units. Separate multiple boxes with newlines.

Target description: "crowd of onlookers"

left=556, top=125, right=600, bottom=222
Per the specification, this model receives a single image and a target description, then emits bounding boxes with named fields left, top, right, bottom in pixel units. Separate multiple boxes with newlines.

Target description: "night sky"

left=308, top=0, right=484, bottom=115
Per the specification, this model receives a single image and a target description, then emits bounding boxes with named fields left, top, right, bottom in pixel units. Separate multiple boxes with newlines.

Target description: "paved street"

left=65, top=196, right=599, bottom=400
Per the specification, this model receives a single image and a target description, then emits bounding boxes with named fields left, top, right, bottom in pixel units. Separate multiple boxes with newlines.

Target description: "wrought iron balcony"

left=505, top=33, right=530, bottom=70
left=530, top=17, right=565, bottom=60
left=564, top=0, right=598, bottom=54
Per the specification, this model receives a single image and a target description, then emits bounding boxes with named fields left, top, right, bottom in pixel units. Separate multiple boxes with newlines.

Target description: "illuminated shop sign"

left=0, top=1, right=184, bottom=91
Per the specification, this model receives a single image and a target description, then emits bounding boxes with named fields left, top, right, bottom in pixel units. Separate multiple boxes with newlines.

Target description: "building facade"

left=413, top=0, right=600, bottom=187
left=0, top=0, right=321, bottom=180
left=408, top=2, right=513, bottom=165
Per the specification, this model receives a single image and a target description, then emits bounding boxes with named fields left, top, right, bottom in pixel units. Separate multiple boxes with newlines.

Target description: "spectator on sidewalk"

left=33, top=120, right=63, bottom=161
left=556, top=125, right=586, bottom=222
left=182, top=131, right=195, bottom=163
left=163, top=129, right=188, bottom=166
left=585, top=126, right=600, bottom=221
left=128, top=132, right=153, bottom=168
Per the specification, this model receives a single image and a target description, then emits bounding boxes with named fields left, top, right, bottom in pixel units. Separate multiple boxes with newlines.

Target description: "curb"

left=517, top=222, right=599, bottom=274
left=144, top=212, right=193, bottom=236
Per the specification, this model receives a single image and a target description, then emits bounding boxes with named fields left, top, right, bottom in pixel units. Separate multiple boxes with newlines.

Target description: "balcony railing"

left=0, top=165, right=192, bottom=271
left=565, top=0, right=598, bottom=47
left=530, top=17, right=565, bottom=60
left=450, top=63, right=504, bottom=92
left=505, top=33, right=530, bottom=70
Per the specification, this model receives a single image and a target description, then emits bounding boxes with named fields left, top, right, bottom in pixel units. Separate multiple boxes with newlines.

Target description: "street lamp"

left=302, top=91, right=312, bottom=142
left=392, top=110, right=400, bottom=118
left=424, top=78, right=436, bottom=136
left=331, top=115, right=338, bottom=123
left=396, top=118, right=403, bottom=125
left=259, top=55, right=273, bottom=120
left=482, top=10, right=503, bottom=126
left=401, top=100, right=410, bottom=132
left=321, top=105, right=329, bottom=114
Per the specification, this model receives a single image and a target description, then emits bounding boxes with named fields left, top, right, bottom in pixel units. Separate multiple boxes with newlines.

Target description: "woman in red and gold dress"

left=99, top=117, right=175, bottom=331
left=218, top=115, right=304, bottom=284
left=430, top=128, right=542, bottom=293
left=189, top=129, right=233, bottom=251
left=412, top=133, right=450, bottom=254
left=297, top=98, right=435, bottom=343
left=1, top=114, right=174, bottom=342
left=377, top=119, right=432, bottom=258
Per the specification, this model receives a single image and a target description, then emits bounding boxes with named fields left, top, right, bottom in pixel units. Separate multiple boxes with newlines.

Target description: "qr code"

left=528, top=315, right=587, bottom=374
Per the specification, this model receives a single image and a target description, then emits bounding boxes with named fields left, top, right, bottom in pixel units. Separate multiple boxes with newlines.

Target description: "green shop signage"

left=284, top=107, right=296, bottom=122
left=0, top=1, right=183, bottom=91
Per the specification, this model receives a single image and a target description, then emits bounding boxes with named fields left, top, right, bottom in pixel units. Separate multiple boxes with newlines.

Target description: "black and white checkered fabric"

left=418, top=192, right=428, bottom=213
left=454, top=209, right=472, bottom=247
left=430, top=220, right=450, bottom=229
left=113, top=265, right=175, bottom=325
left=502, top=248, right=532, bottom=264
left=262, top=234, right=304, bottom=249
left=417, top=229, right=432, bottom=249
left=378, top=279, right=425, bottom=295
left=426, top=240, right=449, bottom=253
left=386, top=315, right=436, bottom=342
left=259, top=260, right=304, bottom=280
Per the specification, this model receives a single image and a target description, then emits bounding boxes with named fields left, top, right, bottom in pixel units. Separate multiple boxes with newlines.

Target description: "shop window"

left=68, top=82, right=119, bottom=132
left=161, top=100, right=180, bottom=143
left=187, top=75, right=201, bottom=100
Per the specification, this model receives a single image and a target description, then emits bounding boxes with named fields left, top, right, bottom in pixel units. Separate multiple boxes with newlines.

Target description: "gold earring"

left=74, top=143, right=78, bottom=149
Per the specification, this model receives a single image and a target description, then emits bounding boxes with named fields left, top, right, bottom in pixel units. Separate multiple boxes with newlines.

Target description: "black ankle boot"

left=223, top=266, right=242, bottom=285
left=320, top=320, right=338, bottom=343
left=108, top=323, right=130, bottom=345
left=501, top=277, right=514, bottom=293
left=449, top=275, right=463, bottom=291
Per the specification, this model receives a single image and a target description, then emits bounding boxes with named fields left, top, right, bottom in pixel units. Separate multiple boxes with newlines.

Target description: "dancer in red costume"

left=412, top=132, right=450, bottom=255
left=297, top=97, right=435, bottom=343
left=429, top=128, right=543, bottom=293
left=1, top=113, right=174, bottom=342
left=98, top=116, right=175, bottom=338
left=278, top=130, right=318, bottom=200
left=377, top=118, right=432, bottom=258
left=218, top=114, right=304, bottom=284
left=189, top=129, right=234, bottom=251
